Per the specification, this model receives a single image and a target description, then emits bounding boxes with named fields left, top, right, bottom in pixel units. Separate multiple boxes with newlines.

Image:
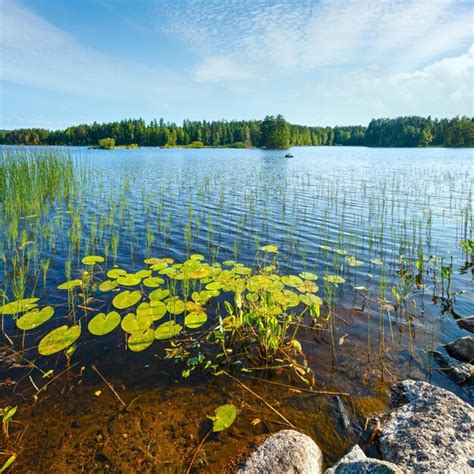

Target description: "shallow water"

left=1, top=145, right=473, bottom=471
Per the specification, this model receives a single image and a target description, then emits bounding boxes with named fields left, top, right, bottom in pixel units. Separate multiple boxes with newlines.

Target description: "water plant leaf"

left=121, top=312, right=153, bottom=333
left=370, top=258, right=383, bottom=266
left=112, top=290, right=141, bottom=309
left=98, top=280, right=118, bottom=292
left=143, top=276, right=164, bottom=288
left=107, top=268, right=126, bottom=279
left=190, top=253, right=205, bottom=261
left=149, top=288, right=170, bottom=301
left=135, top=269, right=152, bottom=279
left=299, top=272, right=318, bottom=281
left=0, top=297, right=39, bottom=315
left=117, top=274, right=142, bottom=286
left=16, top=306, right=54, bottom=330
left=208, top=404, right=237, bottom=432
left=166, top=298, right=186, bottom=315
left=57, top=279, right=82, bottom=290
left=38, top=325, right=81, bottom=356
left=128, top=329, right=155, bottom=352
left=281, top=275, right=304, bottom=288
left=154, top=321, right=183, bottom=340
left=82, top=255, right=105, bottom=266
left=324, top=275, right=346, bottom=285
left=88, top=311, right=121, bottom=336
left=300, top=294, right=323, bottom=307
left=260, top=244, right=278, bottom=253
left=137, top=302, right=166, bottom=321
left=297, top=281, right=319, bottom=293
left=346, top=256, right=363, bottom=267
left=336, top=249, right=348, bottom=256
left=185, top=311, right=208, bottom=329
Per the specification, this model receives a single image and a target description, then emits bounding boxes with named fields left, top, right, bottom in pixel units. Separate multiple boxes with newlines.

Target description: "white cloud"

left=192, top=56, right=254, bottom=83
left=0, top=0, right=179, bottom=98
left=159, top=0, right=473, bottom=72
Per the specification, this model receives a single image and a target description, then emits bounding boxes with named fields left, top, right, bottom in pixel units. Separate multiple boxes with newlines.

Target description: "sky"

left=0, top=0, right=473, bottom=129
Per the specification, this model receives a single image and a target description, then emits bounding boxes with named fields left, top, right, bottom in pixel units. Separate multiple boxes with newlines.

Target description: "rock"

left=237, top=429, right=323, bottom=473
left=432, top=349, right=473, bottom=383
left=325, top=445, right=402, bottom=473
left=458, top=316, right=474, bottom=334
left=378, top=380, right=474, bottom=473
left=445, top=335, right=474, bottom=362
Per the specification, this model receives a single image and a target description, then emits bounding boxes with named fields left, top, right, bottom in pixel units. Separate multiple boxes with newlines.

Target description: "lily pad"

left=117, top=274, right=142, bottom=286
left=107, top=268, right=126, bottom=279
left=82, top=255, right=105, bottom=266
left=128, top=329, right=155, bottom=352
left=16, top=306, right=54, bottom=330
left=121, top=312, right=153, bottom=333
left=281, top=275, right=304, bottom=288
left=154, top=321, right=183, bottom=340
left=137, top=302, right=166, bottom=321
left=208, top=404, right=237, bottom=432
left=166, top=298, right=185, bottom=315
left=324, top=275, right=346, bottom=285
left=112, top=290, right=141, bottom=309
left=38, top=325, right=81, bottom=356
left=57, top=280, right=82, bottom=290
left=98, top=280, right=118, bottom=292
left=260, top=244, right=278, bottom=253
left=370, top=258, right=384, bottom=266
left=143, top=277, right=164, bottom=288
left=346, top=256, right=363, bottom=267
left=185, top=311, right=208, bottom=329
left=300, top=294, right=323, bottom=307
left=0, top=297, right=39, bottom=315
left=88, top=311, right=121, bottom=336
left=299, top=272, right=318, bottom=281
left=149, top=288, right=170, bottom=301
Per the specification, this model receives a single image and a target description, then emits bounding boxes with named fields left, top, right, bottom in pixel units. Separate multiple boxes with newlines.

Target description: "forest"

left=0, top=115, right=472, bottom=148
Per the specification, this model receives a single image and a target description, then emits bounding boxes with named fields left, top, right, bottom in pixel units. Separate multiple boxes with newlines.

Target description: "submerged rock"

left=237, top=429, right=323, bottom=473
left=378, top=380, right=474, bottom=473
left=432, top=349, right=473, bottom=383
left=445, top=335, right=474, bottom=362
left=325, top=445, right=402, bottom=473
left=457, top=315, right=474, bottom=333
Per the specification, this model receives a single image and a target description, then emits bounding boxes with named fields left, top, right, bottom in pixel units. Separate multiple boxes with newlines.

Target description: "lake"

left=1, top=145, right=473, bottom=471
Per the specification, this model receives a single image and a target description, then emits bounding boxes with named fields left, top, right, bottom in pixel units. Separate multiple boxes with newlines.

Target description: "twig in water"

left=186, top=428, right=211, bottom=474
left=91, top=364, right=126, bottom=407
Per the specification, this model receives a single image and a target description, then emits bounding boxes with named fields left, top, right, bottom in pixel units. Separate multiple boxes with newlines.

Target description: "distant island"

left=0, top=115, right=472, bottom=149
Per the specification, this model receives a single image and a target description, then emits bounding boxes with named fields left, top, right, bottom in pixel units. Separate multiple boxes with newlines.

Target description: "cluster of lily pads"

left=0, top=246, right=351, bottom=361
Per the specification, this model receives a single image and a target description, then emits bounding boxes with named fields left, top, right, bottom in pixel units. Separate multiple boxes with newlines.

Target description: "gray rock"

left=379, top=380, right=474, bottom=473
left=325, top=445, right=402, bottom=473
left=458, top=316, right=474, bottom=334
left=445, top=335, right=474, bottom=362
left=432, top=349, right=474, bottom=383
left=237, top=429, right=323, bottom=473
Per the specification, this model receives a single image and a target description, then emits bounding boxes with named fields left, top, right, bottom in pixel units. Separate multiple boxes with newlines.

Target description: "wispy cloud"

left=160, top=0, right=473, bottom=74
left=0, top=0, right=179, bottom=98
left=192, top=56, right=254, bottom=82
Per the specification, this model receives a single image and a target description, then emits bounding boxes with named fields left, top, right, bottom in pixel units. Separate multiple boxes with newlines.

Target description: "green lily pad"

left=98, top=280, right=118, bottom=292
left=135, top=269, right=152, bottom=279
left=299, top=272, right=318, bottom=281
left=185, top=311, right=208, bottom=329
left=38, top=325, right=81, bottom=356
left=336, top=249, right=348, bottom=256
left=324, top=275, right=346, bottom=285
left=128, top=329, right=155, bottom=352
left=346, top=256, right=363, bottom=267
left=370, top=258, right=384, bottom=266
left=154, top=321, right=183, bottom=340
left=121, top=312, right=153, bottom=334
left=143, top=277, right=164, bottom=288
left=107, top=268, right=126, bottom=279
left=137, top=302, right=166, bottom=321
left=149, top=288, right=170, bottom=301
left=166, top=298, right=185, bottom=315
left=82, top=255, right=105, bottom=266
left=57, top=280, right=82, bottom=290
left=112, top=290, right=141, bottom=309
left=117, top=274, right=142, bottom=286
left=208, top=404, right=237, bottom=432
left=190, top=253, right=205, bottom=261
left=260, top=244, right=278, bottom=253
left=16, top=306, right=54, bottom=330
left=0, top=297, right=39, bottom=315
left=88, top=311, right=121, bottom=336
left=281, top=275, right=304, bottom=288
left=300, top=294, right=323, bottom=307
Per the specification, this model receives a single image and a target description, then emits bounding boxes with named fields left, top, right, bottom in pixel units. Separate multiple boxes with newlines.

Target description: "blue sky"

left=0, top=0, right=473, bottom=129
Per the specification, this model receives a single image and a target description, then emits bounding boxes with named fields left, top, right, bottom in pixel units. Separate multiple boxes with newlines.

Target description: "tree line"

left=0, top=115, right=472, bottom=148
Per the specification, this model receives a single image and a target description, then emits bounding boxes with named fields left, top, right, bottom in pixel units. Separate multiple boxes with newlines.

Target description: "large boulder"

left=432, top=349, right=473, bottom=383
left=457, top=316, right=474, bottom=334
left=378, top=380, right=474, bottom=473
left=445, top=335, right=474, bottom=362
left=325, top=445, right=402, bottom=473
left=237, top=429, right=323, bottom=473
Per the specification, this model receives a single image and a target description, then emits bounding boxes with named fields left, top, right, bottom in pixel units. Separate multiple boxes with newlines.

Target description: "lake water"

left=1, top=145, right=473, bottom=471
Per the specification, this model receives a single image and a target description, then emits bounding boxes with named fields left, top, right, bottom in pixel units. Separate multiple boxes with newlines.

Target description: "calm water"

left=1, top=145, right=473, bottom=470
